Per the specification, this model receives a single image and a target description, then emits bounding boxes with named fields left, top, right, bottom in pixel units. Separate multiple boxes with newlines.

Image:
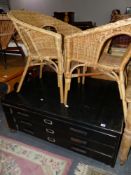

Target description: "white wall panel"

left=9, top=0, right=131, bottom=25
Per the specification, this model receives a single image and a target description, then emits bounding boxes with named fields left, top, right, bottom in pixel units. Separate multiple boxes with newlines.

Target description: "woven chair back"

left=8, top=10, right=67, bottom=103
left=7, top=10, right=81, bottom=37
left=8, top=12, right=65, bottom=74
left=0, top=14, right=14, bottom=50
left=65, top=18, right=131, bottom=66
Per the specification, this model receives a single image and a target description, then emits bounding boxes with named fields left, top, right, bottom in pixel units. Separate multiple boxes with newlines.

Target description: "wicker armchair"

left=8, top=10, right=81, bottom=103
left=0, top=14, right=14, bottom=68
left=64, top=18, right=131, bottom=121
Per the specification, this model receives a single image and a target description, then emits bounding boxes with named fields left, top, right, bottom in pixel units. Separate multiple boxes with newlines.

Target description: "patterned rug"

left=0, top=135, right=72, bottom=175
left=74, top=163, right=117, bottom=175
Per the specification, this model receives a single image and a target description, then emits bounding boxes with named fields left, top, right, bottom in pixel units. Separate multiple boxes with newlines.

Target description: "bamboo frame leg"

left=57, top=74, right=64, bottom=103
left=120, top=72, right=127, bottom=122
left=118, top=81, right=123, bottom=99
left=119, top=103, right=131, bottom=165
left=64, top=77, right=71, bottom=106
left=124, top=71, right=128, bottom=86
left=77, top=68, right=81, bottom=84
left=122, top=99, right=128, bottom=122
left=39, top=64, right=43, bottom=79
left=17, top=61, right=30, bottom=92
left=82, top=66, right=87, bottom=85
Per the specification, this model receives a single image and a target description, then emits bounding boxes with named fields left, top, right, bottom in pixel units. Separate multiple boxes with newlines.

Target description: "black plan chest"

left=1, top=73, right=124, bottom=167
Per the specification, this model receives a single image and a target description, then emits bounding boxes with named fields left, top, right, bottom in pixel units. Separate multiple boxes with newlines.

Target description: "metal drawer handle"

left=20, top=120, right=32, bottom=126
left=46, top=128, right=55, bottom=134
left=22, top=128, right=34, bottom=135
left=70, top=127, right=87, bottom=136
left=47, top=137, right=56, bottom=143
left=17, top=111, right=30, bottom=117
left=70, top=137, right=87, bottom=145
left=71, top=146, right=87, bottom=154
left=43, top=119, right=53, bottom=125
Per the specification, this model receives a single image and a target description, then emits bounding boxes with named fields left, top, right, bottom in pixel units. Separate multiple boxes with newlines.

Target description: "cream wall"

left=9, top=0, right=131, bottom=25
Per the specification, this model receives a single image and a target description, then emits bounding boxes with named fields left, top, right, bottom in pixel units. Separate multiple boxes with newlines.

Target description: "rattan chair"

left=64, top=18, right=131, bottom=121
left=0, top=14, right=14, bottom=68
left=8, top=10, right=81, bottom=104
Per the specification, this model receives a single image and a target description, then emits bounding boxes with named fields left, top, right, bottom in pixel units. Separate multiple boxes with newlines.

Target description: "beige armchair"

left=64, top=18, right=131, bottom=121
left=8, top=10, right=81, bottom=104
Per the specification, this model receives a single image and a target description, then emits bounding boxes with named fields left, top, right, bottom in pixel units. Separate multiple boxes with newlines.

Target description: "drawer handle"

left=70, top=127, right=87, bottom=136
left=22, top=128, right=34, bottom=135
left=47, top=137, right=56, bottom=143
left=17, top=111, right=30, bottom=117
left=20, top=120, right=33, bottom=126
left=71, top=146, right=87, bottom=154
left=46, top=128, right=55, bottom=134
left=70, top=137, right=87, bottom=145
left=43, top=119, right=53, bottom=125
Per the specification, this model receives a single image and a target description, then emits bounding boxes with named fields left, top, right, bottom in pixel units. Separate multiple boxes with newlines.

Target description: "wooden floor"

left=0, top=54, right=25, bottom=93
left=0, top=54, right=113, bottom=94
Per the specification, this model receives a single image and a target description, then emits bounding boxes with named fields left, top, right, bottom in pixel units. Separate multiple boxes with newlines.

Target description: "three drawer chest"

left=1, top=73, right=124, bottom=167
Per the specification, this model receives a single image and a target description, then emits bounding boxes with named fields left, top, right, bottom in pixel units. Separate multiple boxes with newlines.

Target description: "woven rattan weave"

left=64, top=18, right=131, bottom=121
left=8, top=10, right=81, bottom=103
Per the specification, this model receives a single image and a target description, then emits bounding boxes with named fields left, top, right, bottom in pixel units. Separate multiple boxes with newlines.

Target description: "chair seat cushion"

left=98, top=53, right=123, bottom=71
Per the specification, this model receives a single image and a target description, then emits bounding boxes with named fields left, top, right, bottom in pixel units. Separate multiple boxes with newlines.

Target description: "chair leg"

left=64, top=77, right=71, bottom=106
left=119, top=103, right=131, bottom=165
left=118, top=81, right=122, bottom=99
left=57, top=74, right=64, bottom=103
left=39, top=64, right=43, bottom=79
left=122, top=99, right=128, bottom=122
left=17, top=63, right=29, bottom=92
left=77, top=68, right=81, bottom=84
left=82, top=66, right=87, bottom=85
left=119, top=131, right=131, bottom=165
left=124, top=70, right=128, bottom=86
left=77, top=66, right=87, bottom=84
left=119, top=72, right=127, bottom=122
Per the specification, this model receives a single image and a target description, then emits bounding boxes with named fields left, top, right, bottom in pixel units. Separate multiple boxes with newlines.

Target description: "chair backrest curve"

left=65, top=18, right=131, bottom=65
left=8, top=10, right=81, bottom=36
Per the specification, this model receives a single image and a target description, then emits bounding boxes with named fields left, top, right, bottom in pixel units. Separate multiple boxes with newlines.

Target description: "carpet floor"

left=0, top=135, right=72, bottom=175
left=74, top=163, right=117, bottom=175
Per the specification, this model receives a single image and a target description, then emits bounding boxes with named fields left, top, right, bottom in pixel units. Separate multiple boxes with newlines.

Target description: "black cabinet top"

left=1, top=72, right=123, bottom=133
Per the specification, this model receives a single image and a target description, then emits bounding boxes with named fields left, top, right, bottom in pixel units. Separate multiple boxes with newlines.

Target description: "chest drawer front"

left=11, top=107, right=70, bottom=129
left=44, top=126, right=69, bottom=138
left=69, top=125, right=118, bottom=147
left=4, top=106, right=119, bottom=148
left=17, top=120, right=46, bottom=139
left=11, top=108, right=43, bottom=123
left=45, top=135, right=70, bottom=148
left=70, top=144, right=116, bottom=166
left=69, top=136, right=114, bottom=157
